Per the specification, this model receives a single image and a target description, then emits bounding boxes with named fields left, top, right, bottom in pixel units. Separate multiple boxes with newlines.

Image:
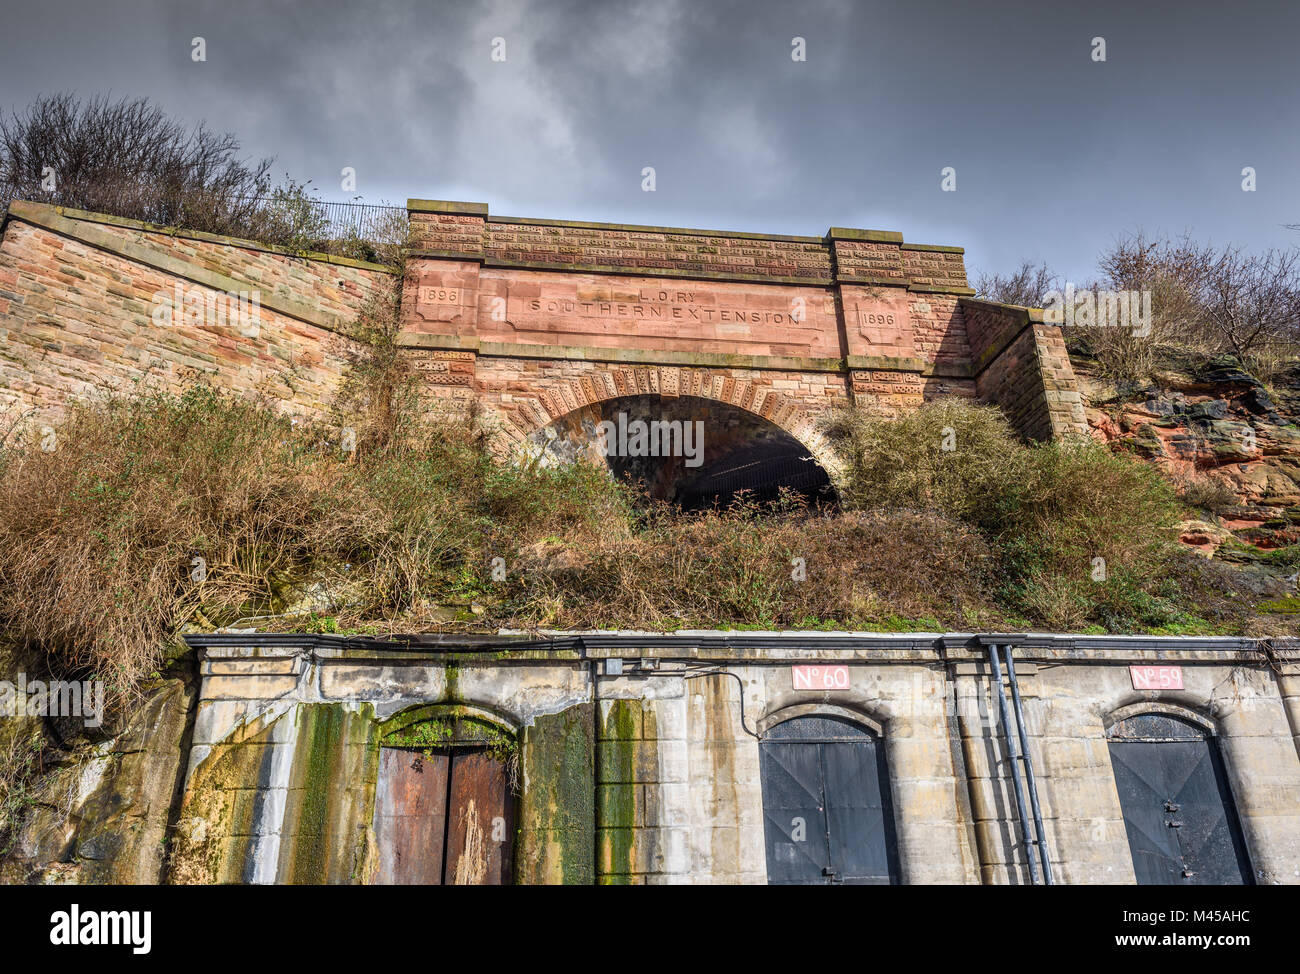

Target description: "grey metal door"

left=1107, top=713, right=1253, bottom=885
left=759, top=715, right=900, bottom=884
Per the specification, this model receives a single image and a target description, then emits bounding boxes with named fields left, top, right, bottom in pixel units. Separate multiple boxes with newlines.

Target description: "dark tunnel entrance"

left=524, top=395, right=835, bottom=510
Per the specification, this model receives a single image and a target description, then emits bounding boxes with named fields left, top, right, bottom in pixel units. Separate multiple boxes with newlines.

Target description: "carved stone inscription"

left=521, top=288, right=806, bottom=326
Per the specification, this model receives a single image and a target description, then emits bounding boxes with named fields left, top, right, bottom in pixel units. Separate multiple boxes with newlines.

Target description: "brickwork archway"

left=476, top=361, right=848, bottom=489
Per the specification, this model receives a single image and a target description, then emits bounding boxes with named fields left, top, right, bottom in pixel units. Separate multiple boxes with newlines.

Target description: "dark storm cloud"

left=1, top=0, right=1297, bottom=281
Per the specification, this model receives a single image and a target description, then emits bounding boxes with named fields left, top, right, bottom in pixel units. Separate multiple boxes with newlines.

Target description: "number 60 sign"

left=792, top=664, right=850, bottom=691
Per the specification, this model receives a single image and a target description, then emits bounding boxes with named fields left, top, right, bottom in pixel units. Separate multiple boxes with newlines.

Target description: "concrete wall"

left=171, top=634, right=1300, bottom=886
left=960, top=656, right=1300, bottom=885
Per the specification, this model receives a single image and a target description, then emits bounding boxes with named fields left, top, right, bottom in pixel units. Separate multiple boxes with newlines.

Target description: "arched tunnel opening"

left=524, top=395, right=835, bottom=511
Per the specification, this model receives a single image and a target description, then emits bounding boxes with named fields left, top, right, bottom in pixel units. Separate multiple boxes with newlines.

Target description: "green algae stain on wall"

left=516, top=703, right=595, bottom=885
left=278, top=703, right=378, bottom=885
left=596, top=699, right=658, bottom=882
left=169, top=710, right=283, bottom=885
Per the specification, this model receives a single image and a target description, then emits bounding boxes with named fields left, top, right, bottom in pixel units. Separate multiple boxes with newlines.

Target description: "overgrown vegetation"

left=976, top=234, right=1300, bottom=385
left=0, top=383, right=625, bottom=710
left=824, top=402, right=1232, bottom=632
left=503, top=501, right=993, bottom=631
left=0, top=728, right=41, bottom=856
left=0, top=93, right=406, bottom=261
left=0, top=380, right=1254, bottom=722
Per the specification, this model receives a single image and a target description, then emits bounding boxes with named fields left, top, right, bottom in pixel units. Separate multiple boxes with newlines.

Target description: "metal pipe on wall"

left=989, top=644, right=1041, bottom=885
left=1005, top=649, right=1053, bottom=884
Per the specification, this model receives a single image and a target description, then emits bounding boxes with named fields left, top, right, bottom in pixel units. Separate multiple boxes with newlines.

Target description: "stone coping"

left=184, top=630, right=1284, bottom=665
left=407, top=198, right=962, bottom=256
left=4, top=200, right=399, bottom=274
left=826, top=226, right=905, bottom=243
left=5, top=201, right=364, bottom=334
left=490, top=212, right=827, bottom=244
left=961, top=296, right=1046, bottom=323
left=408, top=198, right=490, bottom=216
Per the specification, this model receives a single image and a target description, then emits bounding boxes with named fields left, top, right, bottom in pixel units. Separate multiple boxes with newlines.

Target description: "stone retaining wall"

left=163, top=635, right=1300, bottom=885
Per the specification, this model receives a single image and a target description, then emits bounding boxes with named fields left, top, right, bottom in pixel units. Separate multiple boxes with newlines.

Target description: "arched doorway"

left=524, top=394, right=835, bottom=509
left=1106, top=711, right=1253, bottom=885
left=370, top=708, right=518, bottom=885
left=758, top=714, right=900, bottom=884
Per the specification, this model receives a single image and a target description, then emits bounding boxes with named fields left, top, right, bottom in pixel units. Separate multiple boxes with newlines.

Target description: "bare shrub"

left=1173, top=471, right=1238, bottom=514
left=1198, top=245, right=1300, bottom=361
left=973, top=260, right=1058, bottom=307
left=1079, top=232, right=1300, bottom=382
left=0, top=93, right=409, bottom=257
left=0, top=93, right=273, bottom=236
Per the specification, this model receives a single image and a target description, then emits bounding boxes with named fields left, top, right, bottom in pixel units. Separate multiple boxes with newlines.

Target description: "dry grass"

left=0, top=383, right=623, bottom=710
left=0, top=716, right=44, bottom=856
left=500, top=500, right=993, bottom=631
left=1173, top=471, right=1239, bottom=514
left=0, top=389, right=1223, bottom=722
left=828, top=400, right=1186, bottom=631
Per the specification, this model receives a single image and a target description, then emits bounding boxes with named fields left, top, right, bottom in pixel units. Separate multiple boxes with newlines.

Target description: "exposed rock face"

left=1080, top=354, right=1300, bottom=571
left=0, top=675, right=196, bottom=884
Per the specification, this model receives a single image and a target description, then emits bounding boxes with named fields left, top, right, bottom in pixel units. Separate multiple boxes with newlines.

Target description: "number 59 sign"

left=792, top=664, right=850, bottom=691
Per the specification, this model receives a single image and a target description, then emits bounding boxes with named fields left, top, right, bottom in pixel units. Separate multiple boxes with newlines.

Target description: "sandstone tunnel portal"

left=524, top=394, right=835, bottom=510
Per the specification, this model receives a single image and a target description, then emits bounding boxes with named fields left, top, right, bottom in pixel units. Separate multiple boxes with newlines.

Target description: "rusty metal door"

left=444, top=749, right=514, bottom=885
left=759, top=715, right=900, bottom=885
left=1107, top=713, right=1253, bottom=885
left=372, top=748, right=450, bottom=885
left=372, top=746, right=514, bottom=885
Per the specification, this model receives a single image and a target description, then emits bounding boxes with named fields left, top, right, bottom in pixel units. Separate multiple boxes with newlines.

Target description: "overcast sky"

left=2, top=0, right=1297, bottom=282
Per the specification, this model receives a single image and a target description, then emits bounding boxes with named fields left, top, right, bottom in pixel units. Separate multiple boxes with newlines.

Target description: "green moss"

left=384, top=717, right=453, bottom=756
left=1257, top=594, right=1300, bottom=615
left=593, top=699, right=655, bottom=879
left=445, top=659, right=460, bottom=702
left=277, top=703, right=378, bottom=885
left=516, top=704, right=595, bottom=884
left=287, top=704, right=347, bottom=883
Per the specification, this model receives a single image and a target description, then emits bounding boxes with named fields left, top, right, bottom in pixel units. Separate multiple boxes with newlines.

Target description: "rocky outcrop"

left=0, top=673, right=196, bottom=884
left=1081, top=353, right=1300, bottom=577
